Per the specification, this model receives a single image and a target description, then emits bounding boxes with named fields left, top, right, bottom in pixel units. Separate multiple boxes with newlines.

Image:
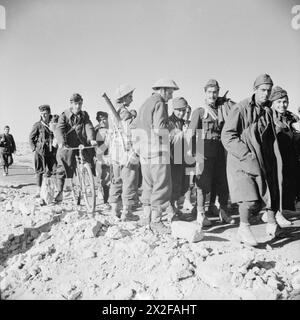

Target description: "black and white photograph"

left=0, top=0, right=300, bottom=303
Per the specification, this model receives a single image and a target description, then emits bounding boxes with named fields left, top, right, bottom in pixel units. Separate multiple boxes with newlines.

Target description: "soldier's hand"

left=90, top=140, right=97, bottom=146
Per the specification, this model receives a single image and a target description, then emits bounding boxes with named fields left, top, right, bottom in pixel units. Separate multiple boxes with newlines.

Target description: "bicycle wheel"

left=81, top=163, right=96, bottom=212
left=72, top=169, right=82, bottom=206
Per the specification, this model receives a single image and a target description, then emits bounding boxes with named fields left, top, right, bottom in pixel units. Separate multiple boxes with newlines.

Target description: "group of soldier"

left=2, top=73, right=300, bottom=247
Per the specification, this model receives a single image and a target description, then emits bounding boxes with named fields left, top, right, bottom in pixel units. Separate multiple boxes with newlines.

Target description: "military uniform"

left=29, top=117, right=57, bottom=186
left=189, top=97, right=233, bottom=213
left=108, top=105, right=139, bottom=209
left=0, top=132, right=16, bottom=174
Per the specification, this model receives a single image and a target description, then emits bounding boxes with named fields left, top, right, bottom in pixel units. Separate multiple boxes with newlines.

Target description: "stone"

left=105, top=226, right=131, bottom=240
left=83, top=221, right=104, bottom=239
left=5, top=201, right=13, bottom=212
left=291, top=272, right=300, bottom=290
left=82, top=250, right=97, bottom=259
left=171, top=221, right=204, bottom=243
left=233, top=288, right=257, bottom=300
left=38, top=232, right=51, bottom=244
left=18, top=202, right=35, bottom=216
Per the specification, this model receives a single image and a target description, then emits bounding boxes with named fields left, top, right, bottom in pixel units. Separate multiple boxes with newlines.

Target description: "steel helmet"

left=152, top=78, right=179, bottom=90
left=115, top=84, right=135, bottom=100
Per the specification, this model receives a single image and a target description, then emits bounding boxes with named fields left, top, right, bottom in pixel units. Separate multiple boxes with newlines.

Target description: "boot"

left=275, top=211, right=292, bottom=227
left=237, top=223, right=258, bottom=247
left=196, top=210, right=212, bottom=227
left=219, top=208, right=235, bottom=224
left=150, top=207, right=170, bottom=234
left=121, top=205, right=139, bottom=222
left=110, top=202, right=121, bottom=218
left=54, top=178, right=65, bottom=203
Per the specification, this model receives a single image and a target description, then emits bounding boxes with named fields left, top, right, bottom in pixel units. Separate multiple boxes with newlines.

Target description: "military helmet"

left=152, top=78, right=179, bottom=90
left=115, top=84, right=135, bottom=101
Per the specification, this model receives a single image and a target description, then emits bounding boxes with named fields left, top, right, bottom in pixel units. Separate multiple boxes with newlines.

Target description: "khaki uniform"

left=136, top=93, right=172, bottom=211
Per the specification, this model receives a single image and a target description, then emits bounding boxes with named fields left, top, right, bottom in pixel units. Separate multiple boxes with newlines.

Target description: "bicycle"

left=67, top=145, right=96, bottom=213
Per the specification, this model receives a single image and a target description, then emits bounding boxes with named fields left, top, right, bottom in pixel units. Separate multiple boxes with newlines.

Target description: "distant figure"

left=0, top=125, right=16, bottom=176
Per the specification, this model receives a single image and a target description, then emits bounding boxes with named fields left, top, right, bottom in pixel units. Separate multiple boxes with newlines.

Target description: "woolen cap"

left=253, top=74, right=273, bottom=89
left=269, top=86, right=288, bottom=102
left=204, top=79, right=220, bottom=91
left=70, top=93, right=83, bottom=102
left=38, top=104, right=51, bottom=112
left=172, top=97, right=188, bottom=110
left=96, top=111, right=108, bottom=120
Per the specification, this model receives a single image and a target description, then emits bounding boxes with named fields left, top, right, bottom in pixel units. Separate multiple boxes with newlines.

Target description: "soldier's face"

left=40, top=111, right=50, bottom=122
left=272, top=96, right=289, bottom=114
left=205, top=87, right=219, bottom=104
left=123, top=92, right=133, bottom=107
left=161, top=88, right=174, bottom=101
left=255, top=84, right=272, bottom=104
left=184, top=108, right=191, bottom=121
left=174, top=108, right=186, bottom=119
left=4, top=128, right=9, bottom=134
left=98, top=117, right=108, bottom=127
left=71, top=101, right=83, bottom=114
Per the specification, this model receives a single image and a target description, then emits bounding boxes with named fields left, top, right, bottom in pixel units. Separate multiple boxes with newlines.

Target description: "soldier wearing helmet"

left=107, top=84, right=139, bottom=221
left=189, top=79, right=235, bottom=227
left=135, top=78, right=179, bottom=233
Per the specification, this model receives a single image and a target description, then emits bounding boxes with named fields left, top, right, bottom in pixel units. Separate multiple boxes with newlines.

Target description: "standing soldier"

left=168, top=97, right=188, bottom=217
left=189, top=79, right=234, bottom=227
left=136, top=78, right=179, bottom=233
left=221, top=74, right=283, bottom=246
left=95, top=111, right=111, bottom=210
left=29, top=105, right=57, bottom=198
left=108, top=84, right=139, bottom=221
left=0, top=125, right=16, bottom=176
left=55, top=93, right=97, bottom=202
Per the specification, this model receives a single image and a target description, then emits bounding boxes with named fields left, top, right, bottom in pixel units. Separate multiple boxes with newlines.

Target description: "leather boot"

left=237, top=223, right=258, bottom=247
left=150, top=207, right=169, bottom=234
left=219, top=208, right=235, bottom=224
left=121, top=205, right=139, bottom=221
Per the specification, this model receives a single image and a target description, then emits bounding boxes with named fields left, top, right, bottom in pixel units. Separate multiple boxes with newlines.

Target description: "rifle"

left=102, top=93, right=121, bottom=123
left=101, top=92, right=139, bottom=166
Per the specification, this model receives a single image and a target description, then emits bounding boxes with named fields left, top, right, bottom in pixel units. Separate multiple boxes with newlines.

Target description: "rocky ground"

left=0, top=143, right=300, bottom=300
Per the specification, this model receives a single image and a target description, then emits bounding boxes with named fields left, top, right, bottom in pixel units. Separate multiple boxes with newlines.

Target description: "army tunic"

left=29, top=119, right=57, bottom=177
left=189, top=99, right=231, bottom=210
left=0, top=133, right=16, bottom=169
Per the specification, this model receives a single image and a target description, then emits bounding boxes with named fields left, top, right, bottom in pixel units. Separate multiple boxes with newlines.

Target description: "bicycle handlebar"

left=64, top=145, right=97, bottom=151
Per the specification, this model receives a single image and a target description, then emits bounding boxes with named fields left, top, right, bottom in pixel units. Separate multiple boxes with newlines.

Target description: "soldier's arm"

left=152, top=101, right=169, bottom=136
left=83, top=112, right=96, bottom=142
left=29, top=123, right=39, bottom=151
left=11, top=135, right=16, bottom=152
left=221, top=106, right=251, bottom=160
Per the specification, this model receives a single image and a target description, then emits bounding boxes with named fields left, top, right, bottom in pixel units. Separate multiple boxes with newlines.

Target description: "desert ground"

left=0, top=142, right=300, bottom=300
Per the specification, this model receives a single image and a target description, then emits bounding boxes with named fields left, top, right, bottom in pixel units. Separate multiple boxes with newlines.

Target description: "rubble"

left=171, top=221, right=204, bottom=243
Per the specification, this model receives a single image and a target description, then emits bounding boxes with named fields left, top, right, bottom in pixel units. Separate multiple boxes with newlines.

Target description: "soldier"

left=29, top=105, right=57, bottom=197
left=55, top=93, right=97, bottom=202
left=189, top=79, right=234, bottom=227
left=221, top=74, right=283, bottom=246
left=95, top=111, right=111, bottom=209
left=108, top=84, right=139, bottom=221
left=168, top=97, right=188, bottom=216
left=0, top=125, right=16, bottom=176
left=136, top=78, right=179, bottom=233
left=263, top=86, right=298, bottom=225
left=182, top=106, right=195, bottom=211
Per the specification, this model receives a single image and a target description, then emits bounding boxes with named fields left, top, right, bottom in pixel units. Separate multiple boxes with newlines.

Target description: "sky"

left=0, top=0, right=300, bottom=142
